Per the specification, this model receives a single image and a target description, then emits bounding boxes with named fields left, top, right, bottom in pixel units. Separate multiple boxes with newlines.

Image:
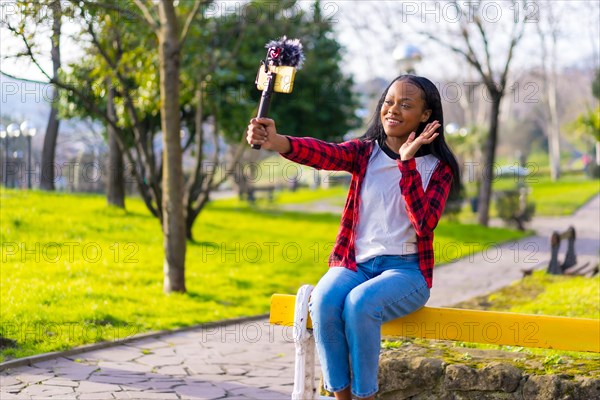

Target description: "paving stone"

left=79, top=347, right=143, bottom=363
left=3, top=383, right=26, bottom=394
left=188, top=373, right=244, bottom=383
left=186, top=363, right=225, bottom=375
left=0, top=393, right=28, bottom=400
left=228, top=385, right=290, bottom=399
left=12, top=366, right=52, bottom=376
left=209, top=381, right=249, bottom=391
left=112, top=393, right=134, bottom=399
left=124, top=378, right=175, bottom=392
left=42, top=377, right=79, bottom=387
left=31, top=394, right=79, bottom=400
left=136, top=354, right=185, bottom=367
left=78, top=393, right=119, bottom=400
left=15, top=372, right=53, bottom=384
left=248, top=361, right=288, bottom=371
left=89, top=374, right=148, bottom=385
left=236, top=376, right=294, bottom=388
left=267, top=384, right=295, bottom=392
left=162, top=332, right=199, bottom=345
left=200, top=356, right=249, bottom=366
left=126, top=338, right=173, bottom=350
left=97, top=361, right=153, bottom=373
left=94, top=369, right=149, bottom=377
left=116, top=390, right=180, bottom=399
left=21, top=383, right=75, bottom=397
left=0, top=375, right=21, bottom=386
left=174, top=382, right=227, bottom=399
left=77, top=380, right=123, bottom=393
left=145, top=378, right=185, bottom=390
left=53, top=363, right=99, bottom=380
left=155, top=365, right=188, bottom=376
left=245, top=368, right=285, bottom=378
left=224, top=367, right=248, bottom=376
left=141, top=346, right=177, bottom=357
left=175, top=344, right=208, bottom=354
left=30, top=357, right=70, bottom=369
left=218, top=397, right=257, bottom=400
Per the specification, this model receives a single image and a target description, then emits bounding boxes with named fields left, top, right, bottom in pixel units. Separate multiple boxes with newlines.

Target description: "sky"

left=332, top=1, right=600, bottom=82
left=1, top=1, right=598, bottom=84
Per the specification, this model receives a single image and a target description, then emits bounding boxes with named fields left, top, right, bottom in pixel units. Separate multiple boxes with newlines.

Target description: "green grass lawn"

left=0, top=189, right=527, bottom=361
left=268, top=173, right=599, bottom=223
left=443, top=271, right=600, bottom=376
left=492, top=174, right=599, bottom=216
left=453, top=173, right=599, bottom=224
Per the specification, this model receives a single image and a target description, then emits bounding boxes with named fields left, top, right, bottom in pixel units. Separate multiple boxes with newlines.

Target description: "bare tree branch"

left=179, top=0, right=203, bottom=45
left=132, top=0, right=159, bottom=30
left=500, top=3, right=527, bottom=91
left=2, top=22, right=53, bottom=82
left=85, top=18, right=156, bottom=183
left=472, top=16, right=494, bottom=80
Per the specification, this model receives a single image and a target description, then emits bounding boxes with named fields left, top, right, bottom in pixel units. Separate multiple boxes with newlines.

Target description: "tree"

left=1, top=0, right=64, bottom=190
left=536, top=2, right=562, bottom=181
left=570, top=69, right=600, bottom=168
left=40, top=0, right=62, bottom=190
left=3, top=0, right=360, bottom=293
left=105, top=78, right=125, bottom=207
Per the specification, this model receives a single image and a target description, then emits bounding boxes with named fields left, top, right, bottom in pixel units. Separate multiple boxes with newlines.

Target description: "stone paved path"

left=2, top=195, right=598, bottom=400
left=1, top=322, right=306, bottom=400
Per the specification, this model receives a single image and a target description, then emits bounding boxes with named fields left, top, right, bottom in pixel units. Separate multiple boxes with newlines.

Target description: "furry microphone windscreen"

left=265, top=36, right=305, bottom=69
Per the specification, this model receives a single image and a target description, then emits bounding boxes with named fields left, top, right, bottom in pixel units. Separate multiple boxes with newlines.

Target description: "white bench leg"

left=292, top=284, right=317, bottom=400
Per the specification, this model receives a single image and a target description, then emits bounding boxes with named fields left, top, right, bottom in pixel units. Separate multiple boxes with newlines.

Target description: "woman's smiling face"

left=380, top=80, right=432, bottom=140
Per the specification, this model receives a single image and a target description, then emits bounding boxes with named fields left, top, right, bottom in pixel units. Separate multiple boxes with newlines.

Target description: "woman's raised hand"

left=399, top=120, right=441, bottom=161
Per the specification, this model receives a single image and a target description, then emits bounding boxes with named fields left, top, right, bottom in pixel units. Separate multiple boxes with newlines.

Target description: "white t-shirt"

left=354, top=142, right=439, bottom=263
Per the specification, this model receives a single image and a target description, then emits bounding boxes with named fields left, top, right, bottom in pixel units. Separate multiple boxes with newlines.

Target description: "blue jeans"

left=308, top=254, right=430, bottom=398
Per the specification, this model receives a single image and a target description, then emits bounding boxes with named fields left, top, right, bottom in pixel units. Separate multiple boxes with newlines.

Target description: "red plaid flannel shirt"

left=281, top=136, right=453, bottom=288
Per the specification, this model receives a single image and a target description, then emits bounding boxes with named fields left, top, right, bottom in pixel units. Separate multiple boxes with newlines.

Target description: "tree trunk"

left=158, top=1, right=186, bottom=293
left=106, top=81, right=125, bottom=208
left=477, top=92, right=502, bottom=227
left=547, top=34, right=561, bottom=181
left=40, top=0, right=61, bottom=191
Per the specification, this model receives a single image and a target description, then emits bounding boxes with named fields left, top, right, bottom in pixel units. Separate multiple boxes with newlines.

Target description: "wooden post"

left=292, top=285, right=317, bottom=400
left=547, top=226, right=577, bottom=274
left=561, top=226, right=577, bottom=271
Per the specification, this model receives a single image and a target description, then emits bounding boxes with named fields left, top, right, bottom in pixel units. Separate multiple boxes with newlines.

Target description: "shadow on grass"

left=206, top=204, right=341, bottom=223
left=184, top=291, right=219, bottom=303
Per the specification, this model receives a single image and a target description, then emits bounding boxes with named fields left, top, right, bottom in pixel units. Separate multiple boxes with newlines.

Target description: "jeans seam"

left=380, top=282, right=429, bottom=319
left=325, top=381, right=351, bottom=393
left=352, top=386, right=379, bottom=398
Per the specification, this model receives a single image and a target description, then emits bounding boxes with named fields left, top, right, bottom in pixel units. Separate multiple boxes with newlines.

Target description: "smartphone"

left=255, top=65, right=297, bottom=94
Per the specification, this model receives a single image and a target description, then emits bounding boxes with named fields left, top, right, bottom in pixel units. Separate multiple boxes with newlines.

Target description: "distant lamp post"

left=6, top=123, right=21, bottom=188
left=393, top=44, right=423, bottom=74
left=0, top=124, right=6, bottom=187
left=20, top=121, right=37, bottom=189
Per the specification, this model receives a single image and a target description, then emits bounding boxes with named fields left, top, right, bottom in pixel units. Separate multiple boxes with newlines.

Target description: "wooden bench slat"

left=270, top=294, right=600, bottom=353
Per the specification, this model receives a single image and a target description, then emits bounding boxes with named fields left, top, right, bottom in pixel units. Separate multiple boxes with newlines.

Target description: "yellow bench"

left=270, top=285, right=600, bottom=399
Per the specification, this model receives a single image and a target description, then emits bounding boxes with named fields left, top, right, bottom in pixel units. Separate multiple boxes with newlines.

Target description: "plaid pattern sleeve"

left=280, top=136, right=361, bottom=172
left=399, top=158, right=453, bottom=287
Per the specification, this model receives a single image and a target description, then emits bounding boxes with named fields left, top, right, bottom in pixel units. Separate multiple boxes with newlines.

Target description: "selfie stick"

left=252, top=36, right=304, bottom=150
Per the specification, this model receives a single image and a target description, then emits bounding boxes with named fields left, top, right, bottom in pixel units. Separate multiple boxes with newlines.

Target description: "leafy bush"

left=495, top=188, right=536, bottom=231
